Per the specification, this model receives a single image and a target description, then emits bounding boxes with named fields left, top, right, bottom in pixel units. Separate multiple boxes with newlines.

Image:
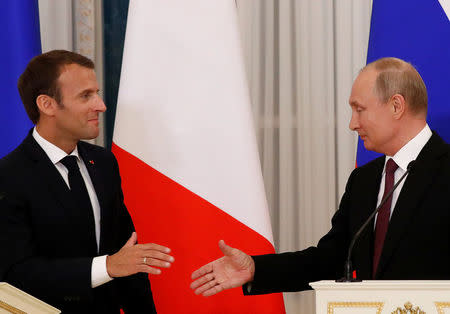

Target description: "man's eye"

left=356, top=107, right=363, bottom=112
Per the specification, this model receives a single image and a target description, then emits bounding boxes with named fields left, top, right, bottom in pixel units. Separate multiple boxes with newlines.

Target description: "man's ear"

left=390, top=94, right=406, bottom=119
left=36, top=95, right=57, bottom=117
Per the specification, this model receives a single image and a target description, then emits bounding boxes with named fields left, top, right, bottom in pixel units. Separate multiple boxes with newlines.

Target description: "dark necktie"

left=60, top=156, right=97, bottom=253
left=372, top=158, right=399, bottom=277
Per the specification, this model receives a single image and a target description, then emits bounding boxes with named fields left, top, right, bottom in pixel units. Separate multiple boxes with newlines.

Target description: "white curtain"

left=236, top=1, right=372, bottom=313
left=38, top=0, right=104, bottom=146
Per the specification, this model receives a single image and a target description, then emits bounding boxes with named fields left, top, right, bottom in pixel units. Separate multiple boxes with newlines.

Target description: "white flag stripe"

left=114, top=0, right=274, bottom=244
left=438, top=0, right=450, bottom=20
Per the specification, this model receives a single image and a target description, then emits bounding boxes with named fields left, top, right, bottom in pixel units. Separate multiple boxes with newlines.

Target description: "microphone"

left=336, top=160, right=416, bottom=282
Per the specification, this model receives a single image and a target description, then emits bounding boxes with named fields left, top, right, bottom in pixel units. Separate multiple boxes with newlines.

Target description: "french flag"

left=357, top=0, right=450, bottom=166
left=0, top=0, right=41, bottom=158
left=112, top=1, right=285, bottom=313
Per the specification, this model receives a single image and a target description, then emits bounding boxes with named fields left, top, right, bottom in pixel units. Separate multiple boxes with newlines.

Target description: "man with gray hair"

left=190, top=57, right=450, bottom=295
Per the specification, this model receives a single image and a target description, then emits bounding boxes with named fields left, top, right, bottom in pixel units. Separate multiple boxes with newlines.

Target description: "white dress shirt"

left=375, top=124, right=432, bottom=225
left=33, top=128, right=113, bottom=288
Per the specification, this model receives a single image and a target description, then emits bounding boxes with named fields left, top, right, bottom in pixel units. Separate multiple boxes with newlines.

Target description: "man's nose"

left=96, top=96, right=107, bottom=112
left=349, top=113, right=359, bottom=131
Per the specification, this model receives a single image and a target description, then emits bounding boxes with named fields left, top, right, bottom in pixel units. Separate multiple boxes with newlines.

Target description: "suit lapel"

left=376, top=133, right=448, bottom=278
left=78, top=143, right=109, bottom=253
left=22, top=134, right=74, bottom=212
left=25, top=134, right=100, bottom=254
left=78, top=144, right=108, bottom=212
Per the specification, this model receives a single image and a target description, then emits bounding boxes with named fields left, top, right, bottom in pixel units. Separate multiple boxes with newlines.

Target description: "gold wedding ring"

left=143, top=257, right=147, bottom=264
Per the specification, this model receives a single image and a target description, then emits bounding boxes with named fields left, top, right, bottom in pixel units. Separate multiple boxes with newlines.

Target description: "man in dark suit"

left=0, top=50, right=175, bottom=313
left=190, top=57, right=450, bottom=296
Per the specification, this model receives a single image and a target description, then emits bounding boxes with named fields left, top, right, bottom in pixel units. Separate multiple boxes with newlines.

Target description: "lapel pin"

left=89, top=160, right=95, bottom=165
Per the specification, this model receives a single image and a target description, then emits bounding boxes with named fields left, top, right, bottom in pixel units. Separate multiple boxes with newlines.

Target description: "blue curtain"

left=103, top=0, right=130, bottom=150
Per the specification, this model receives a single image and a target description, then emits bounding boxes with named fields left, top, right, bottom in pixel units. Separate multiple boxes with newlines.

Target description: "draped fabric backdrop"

left=0, top=0, right=40, bottom=159
left=236, top=1, right=372, bottom=312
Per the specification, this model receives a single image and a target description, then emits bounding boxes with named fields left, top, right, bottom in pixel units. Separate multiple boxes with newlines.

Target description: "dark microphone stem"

left=336, top=160, right=415, bottom=282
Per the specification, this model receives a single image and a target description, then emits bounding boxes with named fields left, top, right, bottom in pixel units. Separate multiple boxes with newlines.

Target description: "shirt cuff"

left=91, top=255, right=114, bottom=288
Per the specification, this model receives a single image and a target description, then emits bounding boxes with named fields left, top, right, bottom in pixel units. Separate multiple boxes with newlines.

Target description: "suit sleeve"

left=109, top=153, right=157, bottom=313
left=243, top=168, right=358, bottom=295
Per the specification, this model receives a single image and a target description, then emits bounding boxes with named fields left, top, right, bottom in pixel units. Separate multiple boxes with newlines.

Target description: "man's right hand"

left=106, top=232, right=174, bottom=278
left=190, top=240, right=255, bottom=296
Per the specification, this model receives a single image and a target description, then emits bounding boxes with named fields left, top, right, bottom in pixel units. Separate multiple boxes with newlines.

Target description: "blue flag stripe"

left=0, top=0, right=41, bottom=158
left=357, top=0, right=450, bottom=166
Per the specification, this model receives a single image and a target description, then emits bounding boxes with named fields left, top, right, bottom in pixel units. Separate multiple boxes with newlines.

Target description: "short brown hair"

left=365, top=57, right=428, bottom=116
left=18, top=50, right=95, bottom=124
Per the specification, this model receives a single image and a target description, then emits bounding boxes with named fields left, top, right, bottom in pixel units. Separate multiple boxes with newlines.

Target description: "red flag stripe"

left=112, top=143, right=285, bottom=313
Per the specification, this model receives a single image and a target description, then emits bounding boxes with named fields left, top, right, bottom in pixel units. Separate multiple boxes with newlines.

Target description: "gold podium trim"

left=0, top=282, right=60, bottom=313
left=391, top=301, right=424, bottom=313
left=328, top=301, right=384, bottom=314
left=0, top=299, right=26, bottom=314
left=435, top=302, right=450, bottom=314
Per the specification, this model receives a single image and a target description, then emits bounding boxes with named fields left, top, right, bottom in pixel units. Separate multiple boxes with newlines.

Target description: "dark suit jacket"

left=246, top=132, right=450, bottom=295
left=0, top=132, right=156, bottom=313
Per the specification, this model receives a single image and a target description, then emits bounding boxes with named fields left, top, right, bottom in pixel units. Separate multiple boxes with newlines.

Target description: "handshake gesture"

left=190, top=240, right=255, bottom=296
left=109, top=234, right=254, bottom=297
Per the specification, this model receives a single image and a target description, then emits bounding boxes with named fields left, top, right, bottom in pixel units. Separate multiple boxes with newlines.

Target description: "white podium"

left=0, top=282, right=60, bottom=313
left=310, top=280, right=450, bottom=314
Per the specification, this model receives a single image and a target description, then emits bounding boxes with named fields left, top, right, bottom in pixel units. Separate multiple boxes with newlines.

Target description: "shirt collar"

left=32, top=127, right=80, bottom=164
left=384, top=124, right=432, bottom=172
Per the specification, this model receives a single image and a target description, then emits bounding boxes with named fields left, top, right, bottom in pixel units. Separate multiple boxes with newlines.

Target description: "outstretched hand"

left=106, top=232, right=174, bottom=278
left=190, top=240, right=255, bottom=296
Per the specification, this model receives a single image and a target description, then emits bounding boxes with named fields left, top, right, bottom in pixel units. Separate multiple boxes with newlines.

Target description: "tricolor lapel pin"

left=89, top=160, right=95, bottom=165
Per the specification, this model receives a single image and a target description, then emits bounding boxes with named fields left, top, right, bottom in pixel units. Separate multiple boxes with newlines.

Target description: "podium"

left=0, top=282, right=60, bottom=313
left=310, top=280, right=450, bottom=313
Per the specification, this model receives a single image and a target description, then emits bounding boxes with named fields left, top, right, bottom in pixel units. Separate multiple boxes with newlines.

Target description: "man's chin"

left=362, top=140, right=373, bottom=151
left=81, top=130, right=99, bottom=141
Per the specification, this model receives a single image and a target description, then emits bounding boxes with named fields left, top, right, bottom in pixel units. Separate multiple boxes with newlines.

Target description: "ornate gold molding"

left=435, top=301, right=450, bottom=314
left=391, top=301, right=426, bottom=314
left=328, top=301, right=384, bottom=314
left=0, top=299, right=26, bottom=314
left=391, top=301, right=425, bottom=313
